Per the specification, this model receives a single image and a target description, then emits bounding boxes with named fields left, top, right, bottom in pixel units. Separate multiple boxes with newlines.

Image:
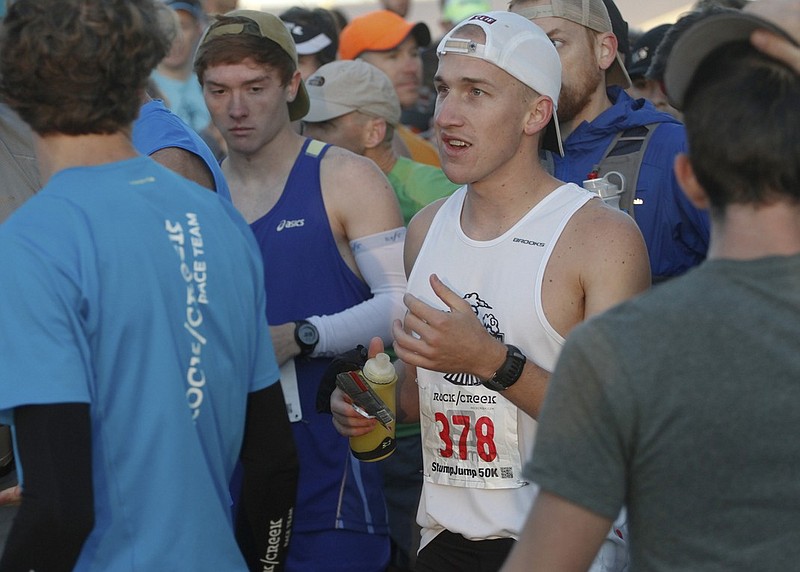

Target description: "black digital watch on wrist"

left=294, top=320, right=319, bottom=358
left=481, top=344, right=526, bottom=392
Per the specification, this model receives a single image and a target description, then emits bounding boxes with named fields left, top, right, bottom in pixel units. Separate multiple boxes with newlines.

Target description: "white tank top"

left=407, top=182, right=592, bottom=546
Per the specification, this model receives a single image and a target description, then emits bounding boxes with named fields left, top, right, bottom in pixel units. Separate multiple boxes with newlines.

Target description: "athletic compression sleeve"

left=308, top=227, right=407, bottom=357
left=235, top=383, right=298, bottom=572
left=0, top=403, right=94, bottom=572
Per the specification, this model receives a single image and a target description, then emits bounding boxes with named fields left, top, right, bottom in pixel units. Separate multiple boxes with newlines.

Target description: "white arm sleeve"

left=307, top=227, right=407, bottom=357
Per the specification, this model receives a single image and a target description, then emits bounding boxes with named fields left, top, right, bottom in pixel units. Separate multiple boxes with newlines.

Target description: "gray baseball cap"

left=513, top=0, right=632, bottom=89
left=304, top=60, right=401, bottom=125
left=664, top=11, right=798, bottom=109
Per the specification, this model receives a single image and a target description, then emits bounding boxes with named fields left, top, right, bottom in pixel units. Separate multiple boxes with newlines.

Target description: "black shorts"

left=415, top=529, right=515, bottom=572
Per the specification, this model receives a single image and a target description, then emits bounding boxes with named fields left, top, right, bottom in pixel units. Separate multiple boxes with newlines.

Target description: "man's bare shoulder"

left=563, top=199, right=649, bottom=271
left=320, top=145, right=393, bottom=196
left=571, top=198, right=643, bottom=240
left=320, top=145, right=374, bottom=166
left=544, top=197, right=651, bottom=332
left=408, top=197, right=448, bottom=235
left=150, top=147, right=216, bottom=191
left=404, top=197, right=450, bottom=275
left=567, top=199, right=651, bottom=314
left=318, top=144, right=404, bottom=239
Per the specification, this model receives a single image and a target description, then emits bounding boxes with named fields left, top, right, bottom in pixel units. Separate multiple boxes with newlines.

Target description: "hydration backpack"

left=544, top=123, right=660, bottom=221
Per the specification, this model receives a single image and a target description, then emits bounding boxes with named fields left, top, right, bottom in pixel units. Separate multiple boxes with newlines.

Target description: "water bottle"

left=348, top=353, right=397, bottom=462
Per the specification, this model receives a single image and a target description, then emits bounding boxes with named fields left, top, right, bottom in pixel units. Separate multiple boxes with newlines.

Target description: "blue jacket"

left=548, top=87, right=709, bottom=280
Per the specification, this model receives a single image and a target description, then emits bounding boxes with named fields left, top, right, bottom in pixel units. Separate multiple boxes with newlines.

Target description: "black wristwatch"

left=294, top=320, right=319, bottom=358
left=482, top=344, right=526, bottom=392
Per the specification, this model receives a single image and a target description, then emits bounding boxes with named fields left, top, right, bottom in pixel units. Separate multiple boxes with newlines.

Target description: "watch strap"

left=482, top=344, right=526, bottom=392
left=294, top=320, right=319, bottom=358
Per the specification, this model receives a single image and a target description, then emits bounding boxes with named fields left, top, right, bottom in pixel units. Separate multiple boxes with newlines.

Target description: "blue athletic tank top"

left=249, top=138, right=388, bottom=538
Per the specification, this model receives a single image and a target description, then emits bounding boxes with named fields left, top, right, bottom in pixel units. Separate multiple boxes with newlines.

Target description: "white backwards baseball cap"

left=438, top=11, right=564, bottom=155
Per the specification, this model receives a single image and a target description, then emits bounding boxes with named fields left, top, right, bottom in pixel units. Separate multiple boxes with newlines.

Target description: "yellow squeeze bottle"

left=349, top=353, right=397, bottom=462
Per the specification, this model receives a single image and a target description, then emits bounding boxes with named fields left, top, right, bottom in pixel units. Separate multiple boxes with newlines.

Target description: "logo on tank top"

left=444, top=292, right=504, bottom=386
left=512, top=237, right=545, bottom=247
left=276, top=218, right=305, bottom=231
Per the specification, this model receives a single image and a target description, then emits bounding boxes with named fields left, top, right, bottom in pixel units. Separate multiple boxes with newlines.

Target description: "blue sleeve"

left=132, top=103, right=196, bottom=157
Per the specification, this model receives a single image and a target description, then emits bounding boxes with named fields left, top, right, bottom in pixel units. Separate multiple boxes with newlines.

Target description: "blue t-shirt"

left=0, top=157, right=279, bottom=571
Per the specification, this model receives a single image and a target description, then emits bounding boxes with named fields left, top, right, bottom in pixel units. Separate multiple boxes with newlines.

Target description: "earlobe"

left=674, top=153, right=710, bottom=209
left=523, top=96, right=552, bottom=136
left=286, top=70, right=302, bottom=103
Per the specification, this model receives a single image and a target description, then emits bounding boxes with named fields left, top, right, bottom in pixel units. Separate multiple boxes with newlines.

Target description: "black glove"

left=316, top=345, right=368, bottom=414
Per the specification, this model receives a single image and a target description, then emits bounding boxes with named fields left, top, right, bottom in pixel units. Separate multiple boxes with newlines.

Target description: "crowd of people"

left=0, top=0, right=798, bottom=571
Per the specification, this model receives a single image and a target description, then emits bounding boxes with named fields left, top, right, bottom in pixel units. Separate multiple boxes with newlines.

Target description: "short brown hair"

left=0, top=0, right=169, bottom=135
left=683, top=42, right=800, bottom=210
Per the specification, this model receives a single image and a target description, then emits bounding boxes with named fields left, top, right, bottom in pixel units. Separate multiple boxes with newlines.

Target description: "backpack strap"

left=593, top=123, right=660, bottom=221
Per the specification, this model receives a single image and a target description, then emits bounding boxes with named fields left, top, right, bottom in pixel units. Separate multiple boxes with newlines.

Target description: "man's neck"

left=460, top=151, right=561, bottom=241
left=225, top=126, right=304, bottom=182
left=222, top=127, right=307, bottom=224
left=364, top=143, right=397, bottom=175
left=34, top=130, right=137, bottom=184
left=708, top=201, right=800, bottom=260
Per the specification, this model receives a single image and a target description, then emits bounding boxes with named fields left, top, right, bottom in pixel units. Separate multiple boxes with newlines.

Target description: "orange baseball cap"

left=338, top=10, right=431, bottom=60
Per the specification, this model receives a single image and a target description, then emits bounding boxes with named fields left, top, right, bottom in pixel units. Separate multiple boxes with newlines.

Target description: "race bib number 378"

left=420, top=380, right=527, bottom=489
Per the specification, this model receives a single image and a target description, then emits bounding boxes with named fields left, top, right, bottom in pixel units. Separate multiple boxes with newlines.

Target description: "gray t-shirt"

left=528, top=255, right=800, bottom=571
left=0, top=104, right=39, bottom=223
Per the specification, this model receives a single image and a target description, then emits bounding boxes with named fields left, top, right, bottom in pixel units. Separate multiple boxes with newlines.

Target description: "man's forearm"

left=309, top=227, right=407, bottom=357
left=500, top=491, right=612, bottom=572
left=0, top=403, right=94, bottom=572
left=236, top=384, right=299, bottom=572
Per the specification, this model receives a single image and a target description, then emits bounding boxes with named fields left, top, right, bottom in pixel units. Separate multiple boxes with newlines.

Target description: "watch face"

left=297, top=323, right=319, bottom=346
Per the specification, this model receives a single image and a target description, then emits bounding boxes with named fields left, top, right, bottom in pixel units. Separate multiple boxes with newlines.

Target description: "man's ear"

left=363, top=117, right=388, bottom=150
left=674, top=153, right=710, bottom=209
left=286, top=70, right=303, bottom=103
left=523, top=95, right=553, bottom=137
left=596, top=32, right=618, bottom=73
